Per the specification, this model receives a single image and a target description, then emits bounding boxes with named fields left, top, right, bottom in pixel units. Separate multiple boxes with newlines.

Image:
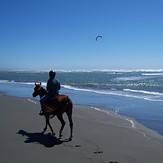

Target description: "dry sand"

left=0, top=93, right=163, bottom=163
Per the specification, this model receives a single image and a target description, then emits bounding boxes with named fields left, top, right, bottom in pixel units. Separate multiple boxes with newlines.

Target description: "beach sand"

left=1, top=93, right=163, bottom=163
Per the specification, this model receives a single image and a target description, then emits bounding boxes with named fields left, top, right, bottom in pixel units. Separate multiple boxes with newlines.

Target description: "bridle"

left=33, top=83, right=47, bottom=98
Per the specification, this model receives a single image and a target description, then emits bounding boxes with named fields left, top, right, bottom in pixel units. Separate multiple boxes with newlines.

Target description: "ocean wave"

left=91, top=106, right=136, bottom=128
left=0, top=79, right=47, bottom=87
left=0, top=80, right=9, bottom=83
left=62, top=85, right=163, bottom=102
left=142, top=73, right=163, bottom=76
left=1, top=79, right=163, bottom=102
left=1, top=69, right=163, bottom=74
left=114, top=76, right=146, bottom=81
left=25, top=69, right=163, bottom=73
left=58, top=69, right=163, bottom=73
left=124, top=89, right=163, bottom=96
left=62, top=85, right=122, bottom=96
left=126, top=83, right=159, bottom=87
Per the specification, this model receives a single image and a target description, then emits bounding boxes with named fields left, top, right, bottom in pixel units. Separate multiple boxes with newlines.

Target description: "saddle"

left=44, top=95, right=69, bottom=115
left=53, top=95, right=69, bottom=103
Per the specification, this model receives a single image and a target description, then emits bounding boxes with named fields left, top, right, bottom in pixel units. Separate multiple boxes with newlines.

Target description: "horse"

left=32, top=83, right=73, bottom=141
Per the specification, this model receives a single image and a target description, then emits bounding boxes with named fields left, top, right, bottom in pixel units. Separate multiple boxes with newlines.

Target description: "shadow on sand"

left=17, top=130, right=69, bottom=148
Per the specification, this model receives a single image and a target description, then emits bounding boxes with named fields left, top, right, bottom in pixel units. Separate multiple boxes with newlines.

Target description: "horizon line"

left=1, top=68, right=163, bottom=73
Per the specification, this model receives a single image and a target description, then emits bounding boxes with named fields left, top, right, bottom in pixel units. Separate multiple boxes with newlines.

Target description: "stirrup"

left=39, top=110, right=44, bottom=116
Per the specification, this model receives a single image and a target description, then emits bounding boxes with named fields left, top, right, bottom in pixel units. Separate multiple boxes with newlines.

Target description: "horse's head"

left=32, top=82, right=47, bottom=98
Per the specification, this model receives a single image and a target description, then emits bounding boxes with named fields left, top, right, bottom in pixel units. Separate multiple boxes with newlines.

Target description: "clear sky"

left=0, top=0, right=163, bottom=71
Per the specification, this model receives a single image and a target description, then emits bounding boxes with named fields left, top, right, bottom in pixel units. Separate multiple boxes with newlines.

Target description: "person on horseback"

left=39, top=70, right=61, bottom=115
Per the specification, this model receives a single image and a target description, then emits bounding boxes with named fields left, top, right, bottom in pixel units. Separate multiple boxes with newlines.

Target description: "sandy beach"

left=0, top=93, right=163, bottom=163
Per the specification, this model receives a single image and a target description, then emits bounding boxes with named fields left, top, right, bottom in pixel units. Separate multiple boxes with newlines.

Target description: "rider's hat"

left=49, top=70, right=56, bottom=77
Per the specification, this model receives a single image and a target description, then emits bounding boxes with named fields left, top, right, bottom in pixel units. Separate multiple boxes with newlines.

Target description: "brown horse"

left=32, top=83, right=73, bottom=141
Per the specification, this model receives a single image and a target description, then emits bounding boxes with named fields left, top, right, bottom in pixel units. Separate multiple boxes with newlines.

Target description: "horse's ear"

left=40, top=82, right=41, bottom=85
left=35, top=83, right=37, bottom=86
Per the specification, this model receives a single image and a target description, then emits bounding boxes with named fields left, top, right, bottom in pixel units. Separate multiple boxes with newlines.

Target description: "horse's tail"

left=67, top=98, right=73, bottom=113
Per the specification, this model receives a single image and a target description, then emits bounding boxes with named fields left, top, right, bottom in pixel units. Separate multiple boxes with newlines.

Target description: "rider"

left=39, top=70, right=61, bottom=115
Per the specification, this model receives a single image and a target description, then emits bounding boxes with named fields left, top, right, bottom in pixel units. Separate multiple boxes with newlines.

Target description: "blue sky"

left=0, top=0, right=163, bottom=70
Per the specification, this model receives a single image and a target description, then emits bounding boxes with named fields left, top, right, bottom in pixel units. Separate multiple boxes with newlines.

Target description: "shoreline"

left=1, top=92, right=163, bottom=140
left=1, top=80, right=163, bottom=137
left=1, top=93, right=163, bottom=162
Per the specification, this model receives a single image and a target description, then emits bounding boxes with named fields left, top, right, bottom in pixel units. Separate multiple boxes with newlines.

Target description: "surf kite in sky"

left=95, top=35, right=102, bottom=41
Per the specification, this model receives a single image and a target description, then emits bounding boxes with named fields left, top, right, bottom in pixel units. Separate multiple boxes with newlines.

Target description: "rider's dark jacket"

left=47, top=77, right=60, bottom=96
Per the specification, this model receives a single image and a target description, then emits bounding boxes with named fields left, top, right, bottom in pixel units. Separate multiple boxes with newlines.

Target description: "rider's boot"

left=39, top=109, right=44, bottom=116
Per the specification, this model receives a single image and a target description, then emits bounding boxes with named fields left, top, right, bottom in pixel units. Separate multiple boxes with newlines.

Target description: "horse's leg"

left=43, top=122, right=47, bottom=133
left=66, top=100, right=73, bottom=140
left=45, top=116, right=55, bottom=135
left=66, top=112, right=73, bottom=141
left=47, top=119, right=55, bottom=135
left=57, top=114, right=66, bottom=138
left=42, top=116, right=48, bottom=133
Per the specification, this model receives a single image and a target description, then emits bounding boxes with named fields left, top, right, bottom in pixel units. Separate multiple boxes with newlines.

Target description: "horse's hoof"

left=42, top=128, right=47, bottom=134
left=52, top=132, right=56, bottom=136
left=42, top=130, right=46, bottom=134
left=68, top=137, right=72, bottom=141
left=59, top=134, right=63, bottom=138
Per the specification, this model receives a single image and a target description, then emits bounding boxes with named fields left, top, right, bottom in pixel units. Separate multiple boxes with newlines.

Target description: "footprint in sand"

left=93, top=151, right=103, bottom=154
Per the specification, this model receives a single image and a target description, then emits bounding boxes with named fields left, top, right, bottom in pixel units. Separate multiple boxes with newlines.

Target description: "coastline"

left=1, top=70, right=163, bottom=137
left=0, top=93, right=163, bottom=163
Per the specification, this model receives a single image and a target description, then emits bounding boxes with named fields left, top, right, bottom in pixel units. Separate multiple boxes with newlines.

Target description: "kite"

left=96, top=35, right=102, bottom=41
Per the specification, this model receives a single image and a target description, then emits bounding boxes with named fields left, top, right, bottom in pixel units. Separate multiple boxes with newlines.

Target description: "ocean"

left=0, top=70, right=163, bottom=135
